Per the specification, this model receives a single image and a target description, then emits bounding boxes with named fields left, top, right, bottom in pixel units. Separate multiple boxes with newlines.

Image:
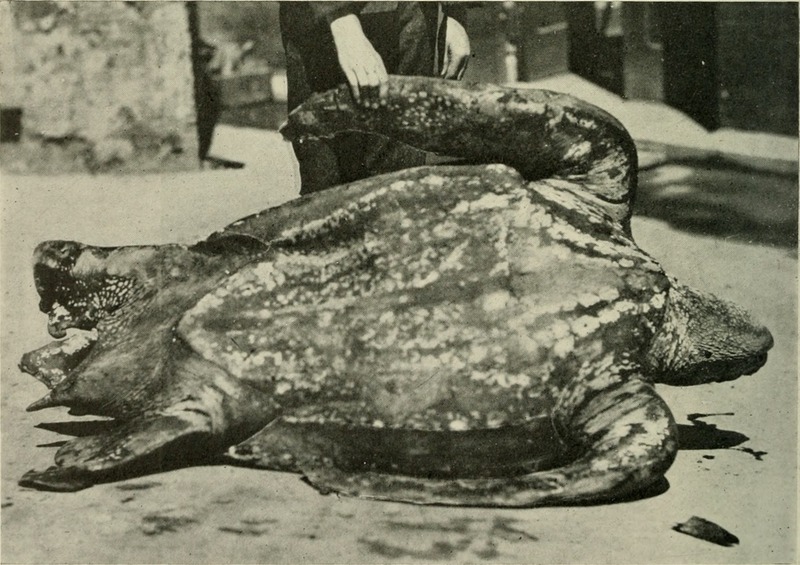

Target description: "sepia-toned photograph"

left=1, top=1, right=796, bottom=562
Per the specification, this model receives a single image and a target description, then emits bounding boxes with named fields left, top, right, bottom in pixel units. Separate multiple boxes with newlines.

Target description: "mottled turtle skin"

left=19, top=77, right=773, bottom=506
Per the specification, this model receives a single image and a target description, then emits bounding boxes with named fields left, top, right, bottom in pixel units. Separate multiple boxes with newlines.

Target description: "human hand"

left=441, top=17, right=471, bottom=80
left=330, top=14, right=388, bottom=108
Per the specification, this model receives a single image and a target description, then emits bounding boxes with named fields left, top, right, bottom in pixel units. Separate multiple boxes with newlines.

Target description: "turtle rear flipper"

left=281, top=76, right=637, bottom=229
left=20, top=411, right=213, bottom=492
left=301, top=379, right=677, bottom=507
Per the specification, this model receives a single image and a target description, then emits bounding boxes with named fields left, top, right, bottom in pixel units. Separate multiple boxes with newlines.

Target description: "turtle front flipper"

left=19, top=411, right=213, bottom=492
left=301, top=379, right=677, bottom=507
left=20, top=322, right=279, bottom=491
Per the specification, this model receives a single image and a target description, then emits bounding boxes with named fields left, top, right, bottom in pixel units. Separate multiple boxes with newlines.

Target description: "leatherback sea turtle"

left=19, top=77, right=773, bottom=506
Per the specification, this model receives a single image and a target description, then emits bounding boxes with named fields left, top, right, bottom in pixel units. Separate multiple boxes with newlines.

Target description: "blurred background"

left=0, top=2, right=797, bottom=173
left=185, top=2, right=800, bottom=135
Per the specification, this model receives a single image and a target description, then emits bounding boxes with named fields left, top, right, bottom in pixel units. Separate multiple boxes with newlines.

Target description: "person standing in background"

left=279, top=2, right=471, bottom=195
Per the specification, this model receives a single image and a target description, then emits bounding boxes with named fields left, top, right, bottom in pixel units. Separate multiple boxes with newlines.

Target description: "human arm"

left=440, top=4, right=471, bottom=80
left=329, top=13, right=388, bottom=108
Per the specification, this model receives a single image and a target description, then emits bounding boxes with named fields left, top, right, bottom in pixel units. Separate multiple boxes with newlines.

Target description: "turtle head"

left=32, top=240, right=154, bottom=338
left=648, top=281, right=773, bottom=386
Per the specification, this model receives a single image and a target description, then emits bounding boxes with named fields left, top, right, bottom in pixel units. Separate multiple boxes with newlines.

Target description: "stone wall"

left=1, top=1, right=200, bottom=173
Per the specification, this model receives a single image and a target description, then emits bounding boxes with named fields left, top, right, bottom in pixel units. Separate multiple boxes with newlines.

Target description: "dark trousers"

left=280, top=3, right=442, bottom=194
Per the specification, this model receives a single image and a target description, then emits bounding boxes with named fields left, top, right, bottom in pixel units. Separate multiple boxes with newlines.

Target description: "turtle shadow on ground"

left=30, top=417, right=674, bottom=502
left=565, top=476, right=671, bottom=507
left=635, top=162, right=798, bottom=249
left=36, top=420, right=119, bottom=438
left=675, top=413, right=749, bottom=451
left=37, top=412, right=752, bottom=452
left=28, top=420, right=231, bottom=491
left=26, top=411, right=753, bottom=494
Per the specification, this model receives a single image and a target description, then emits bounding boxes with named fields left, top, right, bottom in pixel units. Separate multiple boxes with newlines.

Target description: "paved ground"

left=2, top=110, right=796, bottom=563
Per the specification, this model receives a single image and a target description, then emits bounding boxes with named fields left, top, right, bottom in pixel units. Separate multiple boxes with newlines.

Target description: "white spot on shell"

left=411, top=271, right=440, bottom=288
left=614, top=300, right=636, bottom=313
left=599, top=287, right=620, bottom=301
left=571, top=315, right=601, bottom=337
left=577, top=293, right=601, bottom=308
left=431, top=222, right=458, bottom=239
left=188, top=292, right=224, bottom=318
left=564, top=140, right=592, bottom=160
left=419, top=354, right=440, bottom=370
left=528, top=209, right=554, bottom=230
left=551, top=319, right=571, bottom=339
left=597, top=306, right=621, bottom=324
left=482, top=290, right=512, bottom=312
left=650, top=292, right=666, bottom=309
left=486, top=164, right=514, bottom=174
left=468, top=345, right=489, bottom=364
left=440, top=240, right=469, bottom=271
left=470, top=193, right=512, bottom=211
left=448, top=419, right=469, bottom=431
left=553, top=335, right=575, bottom=358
